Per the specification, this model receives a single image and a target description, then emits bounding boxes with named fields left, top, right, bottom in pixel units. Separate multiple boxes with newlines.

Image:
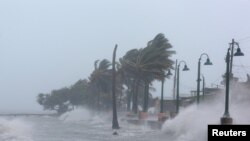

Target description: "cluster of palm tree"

left=88, top=59, right=113, bottom=110
left=36, top=33, right=175, bottom=115
left=119, top=33, right=175, bottom=113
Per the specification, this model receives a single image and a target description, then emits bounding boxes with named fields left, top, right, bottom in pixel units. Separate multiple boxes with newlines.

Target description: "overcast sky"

left=0, top=0, right=250, bottom=113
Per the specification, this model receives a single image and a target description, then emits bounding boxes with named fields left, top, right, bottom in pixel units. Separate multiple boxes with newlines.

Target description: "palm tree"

left=116, top=58, right=135, bottom=111
left=120, top=49, right=141, bottom=114
left=120, top=33, right=175, bottom=114
left=141, top=34, right=175, bottom=113
left=89, top=59, right=112, bottom=110
left=112, top=45, right=120, bottom=130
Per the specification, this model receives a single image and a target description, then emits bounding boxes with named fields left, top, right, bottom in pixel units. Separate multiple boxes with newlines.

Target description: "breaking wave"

left=0, top=117, right=33, bottom=141
left=162, top=88, right=250, bottom=141
left=59, top=107, right=111, bottom=125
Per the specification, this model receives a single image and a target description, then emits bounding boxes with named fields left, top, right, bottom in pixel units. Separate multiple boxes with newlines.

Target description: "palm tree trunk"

left=127, top=81, right=134, bottom=111
left=132, top=78, right=136, bottom=113
left=127, top=93, right=131, bottom=111
left=97, top=89, right=100, bottom=111
left=119, top=83, right=123, bottom=109
left=132, top=78, right=139, bottom=114
left=160, top=80, right=164, bottom=113
left=112, top=45, right=120, bottom=129
left=127, top=84, right=132, bottom=111
left=143, top=82, right=149, bottom=112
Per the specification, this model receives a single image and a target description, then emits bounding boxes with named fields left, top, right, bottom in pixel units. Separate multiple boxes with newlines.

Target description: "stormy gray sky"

left=0, top=0, right=250, bottom=113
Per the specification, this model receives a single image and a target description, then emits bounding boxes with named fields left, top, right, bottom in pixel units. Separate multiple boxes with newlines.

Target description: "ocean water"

left=0, top=109, right=171, bottom=141
left=1, top=89, right=250, bottom=141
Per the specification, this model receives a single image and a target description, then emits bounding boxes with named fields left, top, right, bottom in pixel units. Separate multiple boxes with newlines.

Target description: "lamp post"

left=202, top=75, right=205, bottom=100
left=160, top=70, right=172, bottom=113
left=196, top=53, right=212, bottom=104
left=176, top=61, right=189, bottom=114
left=158, top=70, right=172, bottom=121
left=229, top=39, right=243, bottom=75
left=221, top=39, right=244, bottom=125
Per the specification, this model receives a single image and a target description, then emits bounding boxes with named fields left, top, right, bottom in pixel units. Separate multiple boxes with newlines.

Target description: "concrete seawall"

left=126, top=119, right=164, bottom=130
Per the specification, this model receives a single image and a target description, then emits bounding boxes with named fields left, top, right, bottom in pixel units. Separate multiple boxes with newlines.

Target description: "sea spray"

left=59, top=107, right=112, bottom=125
left=162, top=104, right=222, bottom=141
left=59, top=107, right=93, bottom=122
left=162, top=87, right=250, bottom=141
left=58, top=107, right=155, bottom=136
left=0, top=117, right=33, bottom=141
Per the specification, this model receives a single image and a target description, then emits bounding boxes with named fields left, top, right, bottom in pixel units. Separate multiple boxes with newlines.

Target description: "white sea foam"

left=162, top=87, right=250, bottom=141
left=59, top=107, right=111, bottom=125
left=59, top=107, right=93, bottom=122
left=0, top=117, right=33, bottom=141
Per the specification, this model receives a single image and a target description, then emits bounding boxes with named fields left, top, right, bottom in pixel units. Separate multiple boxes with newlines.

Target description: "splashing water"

left=162, top=87, right=250, bottom=141
left=0, top=118, right=33, bottom=141
left=59, top=107, right=93, bottom=122
left=1, top=87, right=249, bottom=141
left=59, top=107, right=112, bottom=126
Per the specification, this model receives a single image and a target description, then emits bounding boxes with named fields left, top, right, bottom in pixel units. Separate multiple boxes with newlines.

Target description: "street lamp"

left=196, top=53, right=212, bottom=104
left=160, top=70, right=173, bottom=113
left=176, top=61, right=189, bottom=114
left=221, top=39, right=244, bottom=125
left=158, top=70, right=172, bottom=121
left=229, top=39, right=244, bottom=75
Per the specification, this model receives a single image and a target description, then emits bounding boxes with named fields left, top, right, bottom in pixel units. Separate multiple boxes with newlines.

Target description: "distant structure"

left=239, top=74, right=250, bottom=87
left=150, top=74, right=250, bottom=119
